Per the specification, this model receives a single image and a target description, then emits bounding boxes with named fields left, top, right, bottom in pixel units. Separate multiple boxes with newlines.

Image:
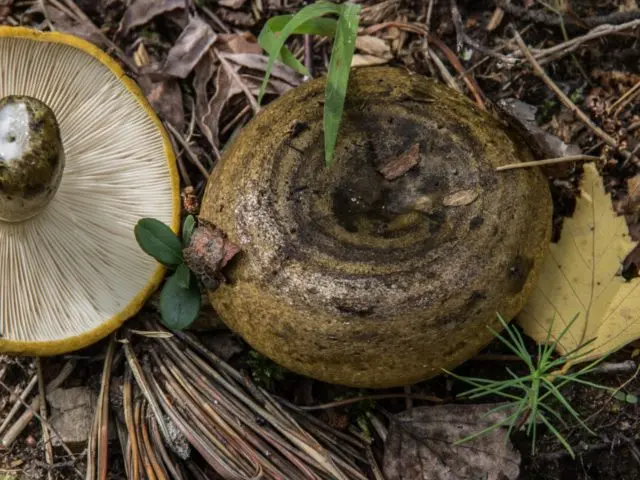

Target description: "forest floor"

left=1, top=0, right=640, bottom=479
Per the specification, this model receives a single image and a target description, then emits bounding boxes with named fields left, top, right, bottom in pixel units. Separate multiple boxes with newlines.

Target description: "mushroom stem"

left=0, top=95, right=65, bottom=223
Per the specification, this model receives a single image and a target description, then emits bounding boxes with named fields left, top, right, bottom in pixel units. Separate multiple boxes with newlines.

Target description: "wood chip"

left=378, top=143, right=421, bottom=180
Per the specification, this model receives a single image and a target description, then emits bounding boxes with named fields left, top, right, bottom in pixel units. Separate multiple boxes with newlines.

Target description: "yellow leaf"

left=517, top=162, right=638, bottom=364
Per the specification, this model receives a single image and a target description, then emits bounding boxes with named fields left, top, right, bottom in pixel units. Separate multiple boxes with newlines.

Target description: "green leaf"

left=264, top=14, right=338, bottom=37
left=134, top=218, right=183, bottom=268
left=257, top=1, right=343, bottom=104
left=176, top=263, right=191, bottom=289
left=182, top=215, right=196, bottom=246
left=323, top=1, right=361, bottom=166
left=159, top=272, right=201, bottom=330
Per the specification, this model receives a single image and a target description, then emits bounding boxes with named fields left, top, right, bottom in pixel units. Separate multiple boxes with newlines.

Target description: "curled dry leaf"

left=383, top=403, right=521, bottom=480
left=163, top=16, right=217, bottom=79
left=517, top=163, right=640, bottom=365
left=378, top=143, right=420, bottom=180
left=120, top=0, right=185, bottom=33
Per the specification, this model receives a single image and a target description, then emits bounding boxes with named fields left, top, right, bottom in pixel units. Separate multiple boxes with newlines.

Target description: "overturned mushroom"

left=198, top=67, right=553, bottom=388
left=0, top=27, right=180, bottom=355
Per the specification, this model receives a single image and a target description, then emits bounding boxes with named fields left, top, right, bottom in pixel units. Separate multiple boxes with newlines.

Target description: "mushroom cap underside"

left=0, top=27, right=180, bottom=356
left=200, top=66, right=553, bottom=388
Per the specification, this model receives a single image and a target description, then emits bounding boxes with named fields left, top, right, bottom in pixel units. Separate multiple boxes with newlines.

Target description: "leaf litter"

left=517, top=162, right=640, bottom=365
left=383, top=403, right=521, bottom=480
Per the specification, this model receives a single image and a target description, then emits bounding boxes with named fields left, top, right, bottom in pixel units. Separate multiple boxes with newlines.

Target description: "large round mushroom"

left=199, top=66, right=553, bottom=388
left=0, top=27, right=180, bottom=355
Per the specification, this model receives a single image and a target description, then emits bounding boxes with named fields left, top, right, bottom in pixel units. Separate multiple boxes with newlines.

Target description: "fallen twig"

left=519, top=19, right=640, bottom=66
left=511, top=28, right=636, bottom=163
left=0, top=374, right=37, bottom=437
left=35, top=359, right=54, bottom=480
left=497, top=0, right=640, bottom=28
left=1, top=361, right=75, bottom=449
left=496, top=154, right=599, bottom=171
left=0, top=380, right=84, bottom=478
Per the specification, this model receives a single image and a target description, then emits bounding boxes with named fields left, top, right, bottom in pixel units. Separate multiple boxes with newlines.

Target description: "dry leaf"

left=121, top=0, right=185, bottom=33
left=351, top=54, right=391, bottom=67
left=219, top=0, right=246, bottom=9
left=163, top=16, right=217, bottom=79
left=383, top=403, right=521, bottom=480
left=0, top=0, right=13, bottom=22
left=194, top=55, right=232, bottom=151
left=142, top=77, right=185, bottom=130
left=221, top=53, right=302, bottom=87
left=378, top=143, right=420, bottom=180
left=38, top=3, right=105, bottom=47
left=355, top=35, right=392, bottom=57
left=217, top=32, right=263, bottom=55
left=443, top=189, right=478, bottom=207
left=517, top=163, right=638, bottom=363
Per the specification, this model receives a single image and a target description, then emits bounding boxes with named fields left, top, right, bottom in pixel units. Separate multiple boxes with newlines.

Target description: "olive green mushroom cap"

left=201, top=66, right=553, bottom=388
left=0, top=27, right=179, bottom=356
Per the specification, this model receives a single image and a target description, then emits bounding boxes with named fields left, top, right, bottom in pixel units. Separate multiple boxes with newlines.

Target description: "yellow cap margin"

left=0, top=26, right=181, bottom=356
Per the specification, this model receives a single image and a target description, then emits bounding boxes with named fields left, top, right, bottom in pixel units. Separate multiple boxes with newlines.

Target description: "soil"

left=1, top=0, right=640, bottom=479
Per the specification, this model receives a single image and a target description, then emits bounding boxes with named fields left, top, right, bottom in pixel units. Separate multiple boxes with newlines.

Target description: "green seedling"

left=444, top=313, right=637, bottom=458
left=134, top=215, right=201, bottom=330
left=257, top=0, right=361, bottom=167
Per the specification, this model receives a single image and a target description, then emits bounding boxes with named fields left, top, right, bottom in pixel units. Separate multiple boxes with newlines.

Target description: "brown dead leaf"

left=221, top=53, right=302, bottom=87
left=38, top=3, right=105, bottom=47
left=351, top=54, right=391, bottom=67
left=378, top=143, right=420, bottom=180
left=383, top=404, right=521, bottom=480
left=518, top=163, right=640, bottom=365
left=142, top=77, right=185, bottom=130
left=163, top=16, right=217, bottom=79
left=134, top=43, right=184, bottom=130
left=356, top=35, right=392, bottom=57
left=217, top=9, right=256, bottom=27
left=219, top=0, right=246, bottom=9
left=217, top=32, right=263, bottom=55
left=443, top=189, right=479, bottom=207
left=121, top=0, right=185, bottom=33
left=0, top=0, right=13, bottom=22
left=194, top=55, right=225, bottom=150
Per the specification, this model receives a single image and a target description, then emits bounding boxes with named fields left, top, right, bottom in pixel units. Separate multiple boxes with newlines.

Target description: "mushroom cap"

left=199, top=66, right=553, bottom=388
left=0, top=27, right=180, bottom=355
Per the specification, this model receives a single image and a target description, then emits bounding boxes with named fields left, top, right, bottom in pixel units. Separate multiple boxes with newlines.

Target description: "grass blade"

left=322, top=1, right=361, bottom=166
left=258, top=1, right=342, bottom=104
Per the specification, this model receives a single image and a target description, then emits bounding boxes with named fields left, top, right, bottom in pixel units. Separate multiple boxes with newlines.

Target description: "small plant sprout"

left=134, top=215, right=202, bottom=330
left=444, top=313, right=637, bottom=458
left=257, top=0, right=361, bottom=167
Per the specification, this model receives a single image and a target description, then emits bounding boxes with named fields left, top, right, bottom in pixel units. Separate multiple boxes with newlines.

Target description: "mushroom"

left=0, top=27, right=180, bottom=355
left=198, top=66, right=553, bottom=388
